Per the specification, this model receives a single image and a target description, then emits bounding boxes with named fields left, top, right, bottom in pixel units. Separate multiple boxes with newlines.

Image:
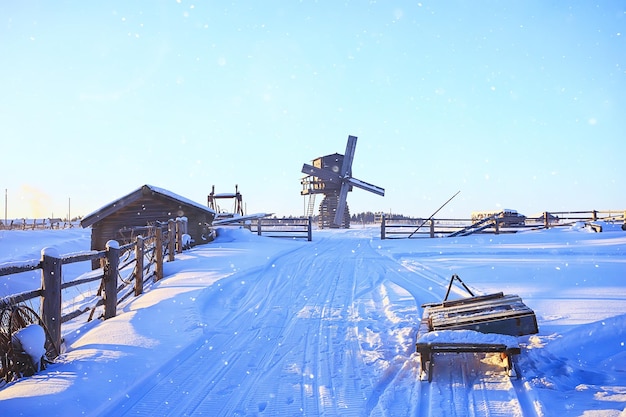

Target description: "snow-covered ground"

left=0, top=224, right=625, bottom=416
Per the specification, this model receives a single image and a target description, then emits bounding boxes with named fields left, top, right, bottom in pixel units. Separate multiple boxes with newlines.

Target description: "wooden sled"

left=416, top=274, right=537, bottom=382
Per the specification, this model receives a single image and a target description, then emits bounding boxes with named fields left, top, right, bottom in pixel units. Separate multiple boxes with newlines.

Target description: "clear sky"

left=2, top=1, right=625, bottom=220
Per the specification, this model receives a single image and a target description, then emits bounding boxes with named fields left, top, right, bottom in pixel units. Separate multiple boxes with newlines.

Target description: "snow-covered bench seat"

left=415, top=329, right=521, bottom=382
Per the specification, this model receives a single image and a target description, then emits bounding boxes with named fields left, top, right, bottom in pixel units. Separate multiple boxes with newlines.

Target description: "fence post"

left=155, top=227, right=164, bottom=281
left=40, top=247, right=62, bottom=354
left=494, top=219, right=500, bottom=235
left=429, top=219, right=435, bottom=238
left=543, top=212, right=550, bottom=228
left=168, top=219, right=176, bottom=262
left=180, top=216, right=188, bottom=234
left=381, top=215, right=386, bottom=240
left=134, top=236, right=144, bottom=297
left=103, top=240, right=120, bottom=320
left=176, top=219, right=183, bottom=254
left=257, top=218, right=262, bottom=236
left=307, top=217, right=312, bottom=241
left=592, top=210, right=598, bottom=221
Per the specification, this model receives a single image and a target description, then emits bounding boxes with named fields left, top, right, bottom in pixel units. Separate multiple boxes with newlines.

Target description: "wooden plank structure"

left=425, top=292, right=539, bottom=336
left=416, top=274, right=538, bottom=382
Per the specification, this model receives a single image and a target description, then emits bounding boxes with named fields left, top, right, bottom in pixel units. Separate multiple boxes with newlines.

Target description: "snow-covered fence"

left=381, top=216, right=481, bottom=239
left=0, top=218, right=78, bottom=230
left=250, top=217, right=313, bottom=241
left=535, top=210, right=626, bottom=227
left=380, top=210, right=626, bottom=239
left=0, top=219, right=187, bottom=357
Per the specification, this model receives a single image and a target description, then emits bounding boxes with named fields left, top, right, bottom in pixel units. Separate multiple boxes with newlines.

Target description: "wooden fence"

left=249, top=217, right=313, bottom=241
left=0, top=219, right=79, bottom=230
left=381, top=210, right=626, bottom=239
left=0, top=218, right=188, bottom=357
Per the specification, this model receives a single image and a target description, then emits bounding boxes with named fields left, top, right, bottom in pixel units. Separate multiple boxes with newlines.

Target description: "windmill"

left=301, top=135, right=385, bottom=228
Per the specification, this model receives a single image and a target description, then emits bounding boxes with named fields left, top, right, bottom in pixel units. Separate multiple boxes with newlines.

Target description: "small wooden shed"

left=81, top=184, right=216, bottom=253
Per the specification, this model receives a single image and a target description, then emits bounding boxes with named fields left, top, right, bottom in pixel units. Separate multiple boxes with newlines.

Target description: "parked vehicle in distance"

left=471, top=209, right=526, bottom=226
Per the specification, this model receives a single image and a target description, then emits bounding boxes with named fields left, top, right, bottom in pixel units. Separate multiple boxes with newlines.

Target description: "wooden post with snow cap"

left=103, top=240, right=120, bottom=320
left=175, top=218, right=183, bottom=254
left=40, top=247, right=62, bottom=353
left=429, top=219, right=435, bottom=238
left=134, top=235, right=144, bottom=297
left=168, top=219, right=176, bottom=262
left=380, top=214, right=386, bottom=240
left=155, top=227, right=164, bottom=281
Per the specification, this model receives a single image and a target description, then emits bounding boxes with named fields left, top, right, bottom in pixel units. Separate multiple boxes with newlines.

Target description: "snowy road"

left=97, top=229, right=536, bottom=416
left=5, top=225, right=625, bottom=415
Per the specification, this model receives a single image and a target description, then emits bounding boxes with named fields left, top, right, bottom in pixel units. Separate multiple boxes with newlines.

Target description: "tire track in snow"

left=101, top=230, right=543, bottom=417
left=108, top=235, right=381, bottom=416
left=367, top=238, right=543, bottom=417
left=417, top=351, right=542, bottom=417
left=108, top=242, right=320, bottom=416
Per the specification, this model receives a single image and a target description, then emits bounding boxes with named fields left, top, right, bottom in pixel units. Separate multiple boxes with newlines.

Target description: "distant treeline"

left=351, top=211, right=407, bottom=223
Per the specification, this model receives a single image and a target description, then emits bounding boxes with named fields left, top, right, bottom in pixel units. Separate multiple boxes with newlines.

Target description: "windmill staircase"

left=306, top=195, right=317, bottom=218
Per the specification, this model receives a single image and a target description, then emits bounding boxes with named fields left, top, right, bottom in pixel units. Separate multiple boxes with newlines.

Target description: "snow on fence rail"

left=0, top=218, right=188, bottom=359
left=380, top=210, right=625, bottom=239
left=249, top=217, right=313, bottom=241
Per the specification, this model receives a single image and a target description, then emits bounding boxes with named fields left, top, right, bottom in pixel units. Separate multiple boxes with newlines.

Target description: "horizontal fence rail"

left=246, top=217, right=313, bottom=241
left=0, top=218, right=189, bottom=361
left=381, top=210, right=625, bottom=240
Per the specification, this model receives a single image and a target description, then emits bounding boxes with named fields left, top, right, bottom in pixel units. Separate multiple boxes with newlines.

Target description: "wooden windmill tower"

left=301, top=135, right=385, bottom=228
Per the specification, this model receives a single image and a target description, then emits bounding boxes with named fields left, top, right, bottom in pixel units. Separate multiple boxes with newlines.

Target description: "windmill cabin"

left=81, top=185, right=216, bottom=258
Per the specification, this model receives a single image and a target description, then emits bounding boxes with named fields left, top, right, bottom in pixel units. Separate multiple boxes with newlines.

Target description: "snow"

left=81, top=185, right=216, bottom=222
left=41, top=246, right=59, bottom=257
left=0, top=223, right=625, bottom=416
left=11, top=324, right=46, bottom=371
left=416, top=329, right=519, bottom=350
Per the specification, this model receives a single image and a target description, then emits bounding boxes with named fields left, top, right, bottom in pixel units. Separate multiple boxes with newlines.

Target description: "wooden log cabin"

left=81, top=185, right=216, bottom=261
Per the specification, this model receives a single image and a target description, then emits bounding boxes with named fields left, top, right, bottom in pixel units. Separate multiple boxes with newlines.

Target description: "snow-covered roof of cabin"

left=81, top=184, right=215, bottom=227
left=145, top=185, right=215, bottom=214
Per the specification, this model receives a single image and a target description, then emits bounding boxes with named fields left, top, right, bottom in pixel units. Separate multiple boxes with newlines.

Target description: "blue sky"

left=1, top=1, right=624, bottom=220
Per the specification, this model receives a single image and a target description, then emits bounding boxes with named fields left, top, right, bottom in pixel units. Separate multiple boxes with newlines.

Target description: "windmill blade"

left=301, top=163, right=341, bottom=183
left=340, top=135, right=357, bottom=177
left=334, top=182, right=351, bottom=226
left=347, top=177, right=385, bottom=196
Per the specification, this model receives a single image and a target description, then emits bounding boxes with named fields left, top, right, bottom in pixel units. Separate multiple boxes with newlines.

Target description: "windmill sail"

left=346, top=177, right=385, bottom=196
